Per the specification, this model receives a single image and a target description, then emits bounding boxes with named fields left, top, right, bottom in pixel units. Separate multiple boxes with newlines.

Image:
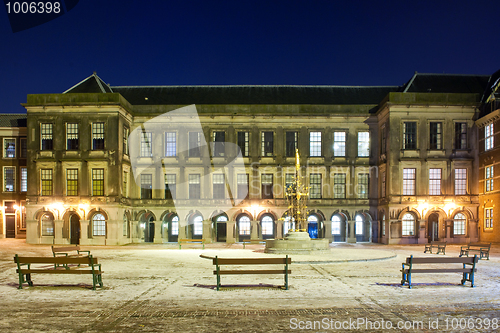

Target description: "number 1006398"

left=5, top=2, right=61, bottom=14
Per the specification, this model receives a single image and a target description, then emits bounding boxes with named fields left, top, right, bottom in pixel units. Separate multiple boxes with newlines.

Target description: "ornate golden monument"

left=285, top=149, right=309, bottom=232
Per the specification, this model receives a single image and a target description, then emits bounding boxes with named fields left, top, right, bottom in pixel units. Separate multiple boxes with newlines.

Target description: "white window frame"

left=485, top=123, right=494, bottom=151
left=309, top=131, right=322, bottom=157
left=333, top=132, right=346, bottom=157
left=357, top=131, right=369, bottom=157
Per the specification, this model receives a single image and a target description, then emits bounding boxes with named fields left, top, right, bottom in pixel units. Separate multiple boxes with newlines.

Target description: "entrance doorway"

left=145, top=217, right=155, bottom=242
left=428, top=213, right=439, bottom=241
left=216, top=222, right=227, bottom=242
left=70, top=214, right=81, bottom=244
left=5, top=216, right=15, bottom=238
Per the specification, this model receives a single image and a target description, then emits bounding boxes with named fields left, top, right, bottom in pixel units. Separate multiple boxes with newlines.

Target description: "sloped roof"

left=402, top=73, right=490, bottom=94
left=0, top=114, right=27, bottom=127
left=64, top=72, right=113, bottom=94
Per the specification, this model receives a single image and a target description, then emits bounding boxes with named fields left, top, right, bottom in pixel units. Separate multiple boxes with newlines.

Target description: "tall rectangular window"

left=41, top=169, right=53, bottom=196
left=454, top=123, right=467, bottom=150
left=92, top=122, right=105, bottom=150
left=92, top=169, right=104, bottom=196
left=285, top=173, right=294, bottom=192
left=485, top=208, right=493, bottom=229
left=403, top=122, right=417, bottom=150
left=455, top=169, right=467, bottom=195
left=358, top=131, right=370, bottom=157
left=140, top=174, right=152, bottom=199
left=286, top=131, right=298, bottom=157
left=403, top=168, right=416, bottom=195
left=212, top=174, right=225, bottom=199
left=4, top=138, right=15, bottom=158
left=485, top=165, right=494, bottom=192
left=140, top=132, right=152, bottom=157
left=380, top=126, right=386, bottom=155
left=261, top=174, right=273, bottom=199
left=188, top=132, right=202, bottom=157
left=212, top=131, right=225, bottom=157
left=485, top=123, right=494, bottom=151
left=66, top=123, right=79, bottom=150
left=429, top=168, right=442, bottom=195
left=123, top=127, right=129, bottom=155
left=21, top=167, right=27, bottom=192
left=165, top=174, right=176, bottom=199
left=66, top=169, right=78, bottom=196
left=334, top=173, right=346, bottom=199
left=189, top=174, right=201, bottom=199
left=429, top=122, right=442, bottom=150
left=358, top=173, right=369, bottom=199
left=20, top=138, right=27, bottom=158
left=4, top=166, right=15, bottom=192
left=123, top=171, right=128, bottom=198
left=381, top=171, right=386, bottom=198
left=333, top=132, right=346, bottom=157
left=164, top=132, right=176, bottom=157
left=261, top=131, right=274, bottom=157
left=309, top=173, right=322, bottom=199
left=237, top=131, right=249, bottom=157
left=309, top=132, right=322, bottom=157
left=41, top=123, right=53, bottom=150
left=237, top=174, right=249, bottom=200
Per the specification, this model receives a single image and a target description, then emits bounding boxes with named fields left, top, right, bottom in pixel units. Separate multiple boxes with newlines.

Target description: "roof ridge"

left=111, top=85, right=399, bottom=89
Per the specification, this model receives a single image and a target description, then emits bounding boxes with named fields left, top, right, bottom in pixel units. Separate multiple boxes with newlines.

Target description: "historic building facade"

left=20, top=72, right=496, bottom=245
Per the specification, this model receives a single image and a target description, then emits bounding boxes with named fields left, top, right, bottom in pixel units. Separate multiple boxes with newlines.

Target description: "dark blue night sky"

left=1, top=0, right=499, bottom=113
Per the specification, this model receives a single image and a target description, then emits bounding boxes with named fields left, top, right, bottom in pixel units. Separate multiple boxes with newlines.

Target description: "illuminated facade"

left=20, top=72, right=495, bottom=245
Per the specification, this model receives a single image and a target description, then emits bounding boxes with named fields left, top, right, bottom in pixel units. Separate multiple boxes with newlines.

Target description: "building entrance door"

left=216, top=222, right=227, bottom=242
left=307, top=222, right=318, bottom=239
left=6, top=216, right=15, bottom=238
left=428, top=213, right=439, bottom=241
left=70, top=214, right=80, bottom=244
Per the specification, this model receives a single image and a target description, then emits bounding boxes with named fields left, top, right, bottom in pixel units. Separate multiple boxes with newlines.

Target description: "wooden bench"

left=242, top=239, right=266, bottom=249
left=213, top=255, right=291, bottom=291
left=460, top=243, right=491, bottom=260
left=401, top=255, right=478, bottom=289
left=424, top=241, right=447, bottom=255
left=52, top=245, right=90, bottom=258
left=178, top=239, right=205, bottom=249
left=14, top=254, right=103, bottom=290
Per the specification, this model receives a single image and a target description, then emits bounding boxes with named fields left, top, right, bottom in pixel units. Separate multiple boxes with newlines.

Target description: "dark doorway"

left=70, top=214, right=81, bottom=244
left=216, top=222, right=227, bottom=242
left=144, top=216, right=155, bottom=242
left=428, top=213, right=439, bottom=241
left=6, top=216, right=15, bottom=238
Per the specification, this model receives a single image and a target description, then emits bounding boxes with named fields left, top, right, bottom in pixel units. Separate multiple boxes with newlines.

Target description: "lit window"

left=403, top=122, right=417, bottom=150
left=140, top=132, right=152, bottom=157
left=485, top=166, right=494, bottom=192
left=357, top=173, right=369, bottom=199
left=213, top=174, right=225, bottom=199
left=92, top=122, right=105, bottom=150
left=40, top=123, right=53, bottom=150
left=261, top=215, right=274, bottom=235
left=41, top=169, right=53, bottom=196
left=66, top=123, right=79, bottom=150
left=189, top=174, right=200, bottom=199
left=333, top=132, right=346, bottom=157
left=165, top=132, right=176, bottom=157
left=213, top=131, right=225, bottom=157
left=455, top=123, right=467, bottom=150
left=4, top=138, right=15, bottom=158
left=485, top=123, right=494, bottom=151
left=429, top=122, right=442, bottom=150
left=140, top=174, right=152, bottom=199
left=261, top=174, right=273, bottom=199
left=123, top=171, right=128, bottom=198
left=358, top=132, right=369, bottom=157
left=286, top=131, right=298, bottom=157
left=455, top=169, right=467, bottom=195
left=331, top=215, right=341, bottom=235
left=261, top=131, right=274, bottom=156
left=485, top=208, right=493, bottom=229
left=355, top=215, right=364, bottom=235
left=164, top=174, right=176, bottom=199
left=283, top=216, right=295, bottom=234
left=171, top=215, right=179, bottom=235
left=309, top=132, right=322, bottom=157
left=334, top=173, right=346, bottom=199
left=92, top=213, right=106, bottom=236
left=453, top=213, right=466, bottom=235
left=21, top=167, right=27, bottom=192
left=238, top=215, right=251, bottom=235
left=237, top=131, right=249, bottom=157
left=429, top=169, right=442, bottom=195
left=92, top=169, right=104, bottom=196
left=402, top=168, right=416, bottom=195
left=309, top=174, right=322, bottom=199
left=66, top=169, right=78, bottom=196
left=4, top=166, right=15, bottom=192
left=381, top=214, right=386, bottom=236
left=41, top=213, right=54, bottom=236
left=402, top=213, right=415, bottom=236
left=193, top=215, right=203, bottom=235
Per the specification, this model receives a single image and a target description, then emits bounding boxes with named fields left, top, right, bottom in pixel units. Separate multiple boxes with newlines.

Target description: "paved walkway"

left=1, top=239, right=499, bottom=332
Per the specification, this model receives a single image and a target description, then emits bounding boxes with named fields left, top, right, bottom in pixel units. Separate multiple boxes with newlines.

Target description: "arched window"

left=402, top=213, right=415, bottom=236
left=238, top=215, right=250, bottom=235
left=331, top=215, right=341, bottom=235
left=308, top=215, right=318, bottom=223
left=193, top=215, right=203, bottom=236
left=216, top=215, right=228, bottom=223
left=92, top=213, right=106, bottom=236
left=41, top=212, right=54, bottom=236
left=381, top=214, right=386, bottom=236
left=261, top=215, right=274, bottom=236
left=355, top=215, right=364, bottom=235
left=453, top=213, right=466, bottom=235
left=171, top=215, right=179, bottom=236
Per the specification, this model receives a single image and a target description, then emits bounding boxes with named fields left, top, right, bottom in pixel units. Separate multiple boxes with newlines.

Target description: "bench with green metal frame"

left=178, top=239, right=205, bottom=249
left=213, top=255, right=291, bottom=291
left=424, top=241, right=447, bottom=255
left=460, top=243, right=491, bottom=260
left=242, top=239, right=266, bottom=249
left=14, top=254, right=103, bottom=290
left=401, top=255, right=478, bottom=289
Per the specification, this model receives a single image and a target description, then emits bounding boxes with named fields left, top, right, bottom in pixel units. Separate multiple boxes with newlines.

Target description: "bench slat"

left=214, top=269, right=291, bottom=275
left=406, top=257, right=476, bottom=264
left=18, top=269, right=102, bottom=275
left=402, top=268, right=476, bottom=274
left=213, top=258, right=291, bottom=265
left=15, top=257, right=98, bottom=264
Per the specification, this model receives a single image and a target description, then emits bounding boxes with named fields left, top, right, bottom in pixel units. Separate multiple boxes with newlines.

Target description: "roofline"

left=111, top=84, right=399, bottom=89
left=63, top=72, right=112, bottom=94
